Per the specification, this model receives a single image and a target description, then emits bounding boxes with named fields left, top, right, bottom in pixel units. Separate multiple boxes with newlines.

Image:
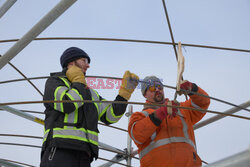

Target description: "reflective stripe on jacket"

left=42, top=71, right=128, bottom=159
left=52, top=77, right=121, bottom=124
left=128, top=87, right=210, bottom=167
left=43, top=77, right=99, bottom=146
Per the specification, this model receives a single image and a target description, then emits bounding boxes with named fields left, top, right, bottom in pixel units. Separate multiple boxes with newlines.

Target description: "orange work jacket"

left=128, top=87, right=210, bottom=167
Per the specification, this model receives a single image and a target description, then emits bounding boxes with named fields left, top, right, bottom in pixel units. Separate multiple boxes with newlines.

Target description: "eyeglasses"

left=148, top=84, right=163, bottom=92
left=82, top=58, right=89, bottom=64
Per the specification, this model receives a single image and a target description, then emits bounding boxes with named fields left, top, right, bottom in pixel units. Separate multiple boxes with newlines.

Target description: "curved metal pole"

left=0, top=133, right=139, bottom=161
left=0, top=106, right=131, bottom=158
left=0, top=37, right=249, bottom=53
left=161, top=0, right=178, bottom=60
left=1, top=100, right=249, bottom=120
left=7, top=61, right=43, bottom=96
left=0, top=75, right=249, bottom=113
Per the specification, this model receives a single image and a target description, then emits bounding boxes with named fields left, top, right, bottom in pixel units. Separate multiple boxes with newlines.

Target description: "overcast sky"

left=0, top=0, right=250, bottom=166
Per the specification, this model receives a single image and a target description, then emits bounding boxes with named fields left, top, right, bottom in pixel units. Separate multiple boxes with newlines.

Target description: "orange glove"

left=155, top=100, right=178, bottom=120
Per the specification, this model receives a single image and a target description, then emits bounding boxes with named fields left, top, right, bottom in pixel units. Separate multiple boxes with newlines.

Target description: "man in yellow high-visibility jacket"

left=40, top=47, right=139, bottom=167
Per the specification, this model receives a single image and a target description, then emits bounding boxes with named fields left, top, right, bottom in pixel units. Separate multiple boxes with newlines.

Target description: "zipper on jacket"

left=48, top=147, right=57, bottom=161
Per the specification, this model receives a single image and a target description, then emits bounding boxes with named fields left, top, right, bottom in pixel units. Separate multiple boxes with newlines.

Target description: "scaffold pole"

left=0, top=0, right=77, bottom=70
left=194, top=100, right=250, bottom=130
left=126, top=105, right=133, bottom=166
left=0, top=0, right=17, bottom=19
left=204, top=147, right=250, bottom=167
left=0, top=158, right=23, bottom=167
left=0, top=105, right=44, bottom=125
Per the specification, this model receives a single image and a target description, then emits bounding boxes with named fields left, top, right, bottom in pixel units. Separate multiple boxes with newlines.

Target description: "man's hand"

left=178, top=80, right=193, bottom=95
left=167, top=100, right=179, bottom=119
left=66, top=66, right=87, bottom=85
left=154, top=100, right=179, bottom=120
left=119, top=70, right=139, bottom=100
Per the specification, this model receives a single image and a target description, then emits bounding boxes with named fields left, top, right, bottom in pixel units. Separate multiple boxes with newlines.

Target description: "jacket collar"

left=50, top=68, right=67, bottom=77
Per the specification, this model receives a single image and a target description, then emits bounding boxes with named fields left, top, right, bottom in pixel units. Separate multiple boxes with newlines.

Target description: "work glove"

left=178, top=80, right=193, bottom=95
left=119, top=70, right=139, bottom=100
left=66, top=65, right=87, bottom=85
left=154, top=100, right=179, bottom=120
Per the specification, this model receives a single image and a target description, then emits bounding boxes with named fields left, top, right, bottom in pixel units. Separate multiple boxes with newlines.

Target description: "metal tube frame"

left=0, top=0, right=17, bottom=19
left=99, top=105, right=136, bottom=167
left=126, top=105, right=133, bottom=166
left=2, top=101, right=249, bottom=166
left=194, top=100, right=250, bottom=130
left=0, top=105, right=44, bottom=125
left=0, top=0, right=77, bottom=70
left=0, top=105, right=127, bottom=157
left=204, top=147, right=250, bottom=167
left=0, top=158, right=23, bottom=167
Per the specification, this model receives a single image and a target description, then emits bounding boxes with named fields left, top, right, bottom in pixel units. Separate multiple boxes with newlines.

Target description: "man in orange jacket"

left=128, top=76, right=210, bottom=167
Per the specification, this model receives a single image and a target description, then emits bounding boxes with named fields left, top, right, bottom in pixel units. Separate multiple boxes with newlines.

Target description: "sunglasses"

left=147, top=84, right=163, bottom=92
